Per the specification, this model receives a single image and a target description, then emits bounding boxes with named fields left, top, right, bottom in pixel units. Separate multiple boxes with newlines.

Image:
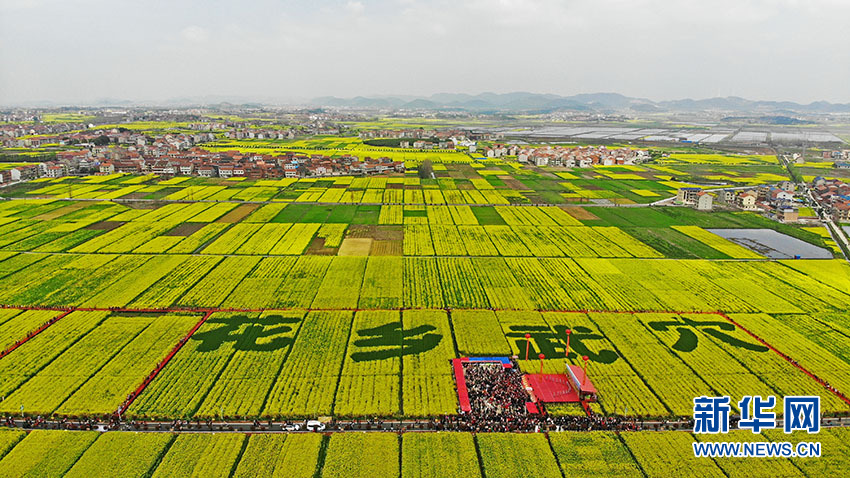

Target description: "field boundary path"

left=114, top=310, right=215, bottom=417
left=3, top=415, right=850, bottom=435
left=0, top=309, right=73, bottom=359
left=719, top=312, right=850, bottom=407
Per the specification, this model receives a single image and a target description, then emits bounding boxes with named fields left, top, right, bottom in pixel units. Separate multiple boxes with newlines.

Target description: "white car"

left=283, top=423, right=301, bottom=431
left=305, top=420, right=325, bottom=432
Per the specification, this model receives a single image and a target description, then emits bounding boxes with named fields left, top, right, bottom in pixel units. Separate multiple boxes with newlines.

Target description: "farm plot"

left=727, top=312, right=850, bottom=404
left=1, top=254, right=150, bottom=308
left=549, top=431, right=643, bottom=477
left=168, top=223, right=230, bottom=253
left=0, top=430, right=99, bottom=477
left=310, top=257, right=367, bottom=309
left=436, top=257, right=489, bottom=309
left=451, top=309, right=512, bottom=356
left=78, top=254, right=190, bottom=308
left=0, top=254, right=848, bottom=314
left=127, top=255, right=223, bottom=308
left=633, top=312, right=779, bottom=412
left=195, top=310, right=305, bottom=418
left=695, top=312, right=849, bottom=413
left=0, top=311, right=109, bottom=401
left=672, top=226, right=763, bottom=259
left=3, top=427, right=847, bottom=477
left=0, top=308, right=63, bottom=351
left=542, top=312, right=668, bottom=417
left=220, top=257, right=299, bottom=309
left=476, top=433, right=562, bottom=478
left=232, top=434, right=322, bottom=478
left=151, top=433, right=245, bottom=478
left=334, top=310, right=402, bottom=416
left=587, top=312, right=715, bottom=416
left=200, top=223, right=264, bottom=254
left=176, top=256, right=261, bottom=308
left=128, top=311, right=303, bottom=419
left=358, top=256, right=403, bottom=309
left=0, top=313, right=176, bottom=415
left=402, top=309, right=457, bottom=416
left=64, top=432, right=173, bottom=478
left=402, top=257, right=444, bottom=308
left=263, top=310, right=353, bottom=417
left=264, top=255, right=333, bottom=309
left=321, top=433, right=400, bottom=478
left=620, top=431, right=726, bottom=478
left=401, top=432, right=481, bottom=478
left=56, top=313, right=200, bottom=416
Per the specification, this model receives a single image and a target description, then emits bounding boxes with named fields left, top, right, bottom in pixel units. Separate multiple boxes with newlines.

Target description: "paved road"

left=4, top=415, right=849, bottom=434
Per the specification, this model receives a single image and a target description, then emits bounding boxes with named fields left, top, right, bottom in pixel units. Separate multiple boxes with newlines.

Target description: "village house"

left=695, top=191, right=713, bottom=211
left=738, top=191, right=758, bottom=210
left=777, top=206, right=799, bottom=223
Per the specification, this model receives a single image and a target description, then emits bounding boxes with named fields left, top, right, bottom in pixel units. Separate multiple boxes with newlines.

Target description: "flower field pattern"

left=1, top=188, right=850, bottom=476
left=0, top=306, right=844, bottom=421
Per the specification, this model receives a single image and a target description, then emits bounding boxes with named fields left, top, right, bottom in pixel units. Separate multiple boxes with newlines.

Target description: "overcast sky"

left=1, top=0, right=848, bottom=105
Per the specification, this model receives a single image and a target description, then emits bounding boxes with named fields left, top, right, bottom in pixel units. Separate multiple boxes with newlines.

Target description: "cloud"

left=180, top=25, right=209, bottom=43
left=345, top=1, right=365, bottom=15
left=1, top=0, right=849, bottom=104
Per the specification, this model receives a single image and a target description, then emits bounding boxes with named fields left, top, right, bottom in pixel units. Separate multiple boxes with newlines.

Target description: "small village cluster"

left=514, top=145, right=650, bottom=166
left=676, top=177, right=849, bottom=223
left=812, top=177, right=850, bottom=222
left=1, top=146, right=404, bottom=181
left=1, top=125, right=217, bottom=150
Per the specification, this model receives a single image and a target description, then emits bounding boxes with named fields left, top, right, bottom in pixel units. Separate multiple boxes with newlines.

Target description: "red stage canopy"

left=567, top=365, right=598, bottom=394
left=452, top=359, right=471, bottom=412
left=524, top=374, right=580, bottom=403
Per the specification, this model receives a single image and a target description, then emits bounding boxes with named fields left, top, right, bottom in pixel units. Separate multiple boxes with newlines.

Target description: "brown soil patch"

left=119, top=202, right=161, bottom=210
left=305, top=237, right=338, bottom=255
left=346, top=225, right=403, bottom=241
left=34, top=202, right=88, bottom=221
left=371, top=240, right=402, bottom=256
left=86, top=221, right=125, bottom=231
left=374, top=226, right=403, bottom=240
left=217, top=204, right=258, bottom=223
left=346, top=225, right=373, bottom=238
left=338, top=238, right=372, bottom=256
left=531, top=167, right=559, bottom=178
left=500, top=177, right=526, bottom=190
left=561, top=206, right=598, bottom=220
left=387, top=183, right=404, bottom=189
left=165, top=222, right=206, bottom=236
left=523, top=193, right=546, bottom=203
left=120, top=192, right=150, bottom=200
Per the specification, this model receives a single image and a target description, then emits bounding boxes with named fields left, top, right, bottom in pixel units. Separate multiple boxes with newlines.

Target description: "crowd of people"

left=465, top=362, right=529, bottom=419
left=0, top=361, right=653, bottom=434
left=435, top=360, right=642, bottom=432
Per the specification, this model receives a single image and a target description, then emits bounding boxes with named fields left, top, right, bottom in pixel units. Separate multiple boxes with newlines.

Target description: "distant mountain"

left=307, top=92, right=850, bottom=114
